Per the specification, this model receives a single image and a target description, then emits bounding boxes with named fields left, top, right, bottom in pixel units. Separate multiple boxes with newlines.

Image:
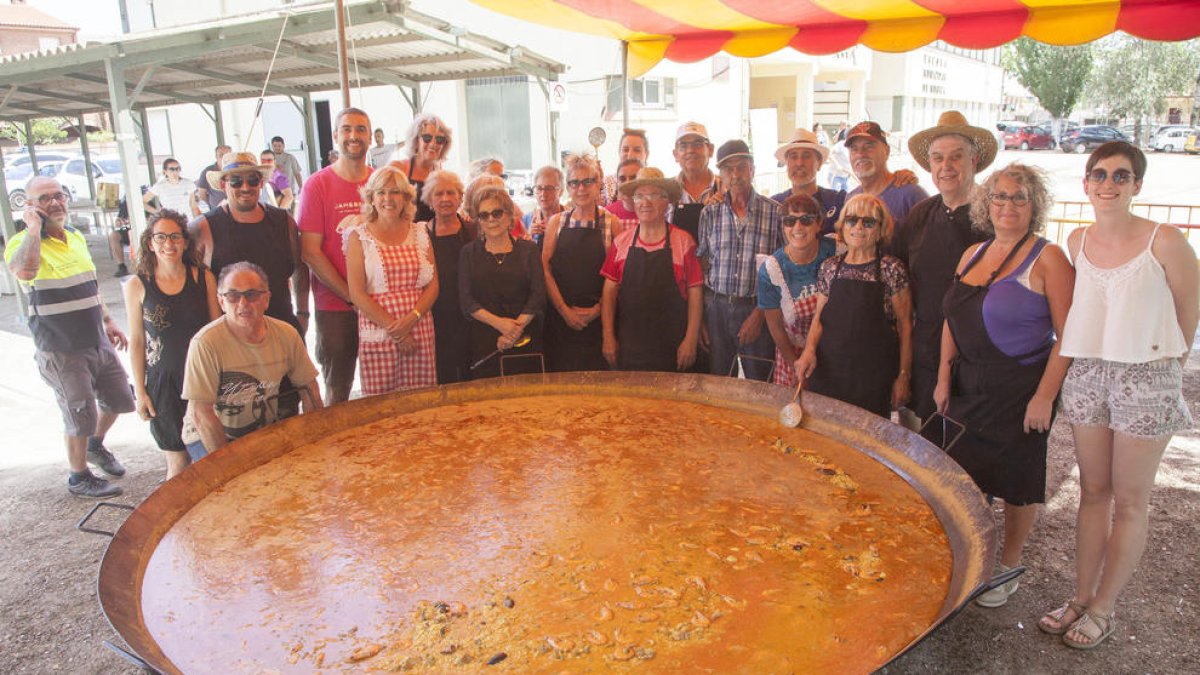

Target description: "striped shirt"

left=4, top=227, right=106, bottom=352
left=696, top=191, right=784, bottom=297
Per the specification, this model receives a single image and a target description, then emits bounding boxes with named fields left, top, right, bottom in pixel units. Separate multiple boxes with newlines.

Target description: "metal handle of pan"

left=75, top=502, right=134, bottom=538
left=103, top=639, right=159, bottom=673
left=918, top=411, right=967, bottom=452
left=967, top=564, right=1026, bottom=604
left=728, top=353, right=776, bottom=381
left=499, top=351, right=545, bottom=377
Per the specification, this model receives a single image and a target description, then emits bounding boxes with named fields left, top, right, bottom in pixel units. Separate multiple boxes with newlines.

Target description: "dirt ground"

left=0, top=236, right=1196, bottom=674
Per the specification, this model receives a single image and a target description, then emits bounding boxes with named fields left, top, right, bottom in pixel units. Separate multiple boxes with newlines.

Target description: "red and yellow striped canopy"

left=471, top=0, right=1200, bottom=77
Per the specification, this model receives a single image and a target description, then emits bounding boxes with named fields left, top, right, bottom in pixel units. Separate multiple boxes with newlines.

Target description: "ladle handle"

left=75, top=502, right=134, bottom=538
left=102, top=639, right=157, bottom=672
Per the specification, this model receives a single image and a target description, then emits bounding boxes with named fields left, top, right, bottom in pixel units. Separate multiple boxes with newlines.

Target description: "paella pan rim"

left=94, top=371, right=996, bottom=674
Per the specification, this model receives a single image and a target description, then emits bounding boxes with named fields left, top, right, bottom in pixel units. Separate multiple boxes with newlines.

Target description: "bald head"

left=24, top=177, right=69, bottom=228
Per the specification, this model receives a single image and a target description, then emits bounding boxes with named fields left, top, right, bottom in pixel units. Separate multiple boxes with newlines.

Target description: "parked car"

left=4, top=163, right=39, bottom=210
left=1003, top=125, right=1057, bottom=151
left=1186, top=131, right=1198, bottom=155
left=1149, top=126, right=1194, bottom=153
left=35, top=158, right=121, bottom=204
left=4, top=151, right=76, bottom=169
left=1060, top=125, right=1128, bottom=154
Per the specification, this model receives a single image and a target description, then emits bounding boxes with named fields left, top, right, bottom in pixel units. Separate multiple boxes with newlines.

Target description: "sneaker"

left=68, top=473, right=123, bottom=499
left=87, top=442, right=127, bottom=477
left=114, top=263, right=129, bottom=277
left=976, top=564, right=1019, bottom=608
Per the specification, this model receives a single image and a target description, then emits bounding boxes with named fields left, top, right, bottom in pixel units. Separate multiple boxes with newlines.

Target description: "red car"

left=1002, top=125, right=1057, bottom=151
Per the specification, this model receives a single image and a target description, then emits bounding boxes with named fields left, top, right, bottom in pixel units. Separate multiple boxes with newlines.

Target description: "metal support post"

left=302, top=93, right=320, bottom=178
left=104, top=58, right=148, bottom=258
left=78, top=116, right=97, bottom=201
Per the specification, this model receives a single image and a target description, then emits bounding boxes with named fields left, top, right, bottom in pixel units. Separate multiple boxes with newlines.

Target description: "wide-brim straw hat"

left=206, top=151, right=274, bottom=187
left=617, top=166, right=682, bottom=203
left=774, top=128, right=829, bottom=163
left=908, top=110, right=998, bottom=172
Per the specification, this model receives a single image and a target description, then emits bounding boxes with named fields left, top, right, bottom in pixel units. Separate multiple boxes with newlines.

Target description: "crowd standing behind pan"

left=4, top=106, right=1195, bottom=654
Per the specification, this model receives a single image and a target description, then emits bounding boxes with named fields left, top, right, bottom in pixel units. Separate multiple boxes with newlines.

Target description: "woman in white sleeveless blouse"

left=1039, top=142, right=1197, bottom=649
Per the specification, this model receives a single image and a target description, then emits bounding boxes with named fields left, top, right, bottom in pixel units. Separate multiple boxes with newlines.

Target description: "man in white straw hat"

left=893, top=110, right=997, bottom=429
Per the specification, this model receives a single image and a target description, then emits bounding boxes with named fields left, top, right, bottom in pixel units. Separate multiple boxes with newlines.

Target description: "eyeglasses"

left=843, top=215, right=880, bottom=229
left=675, top=139, right=707, bottom=151
left=151, top=232, right=186, bottom=243
left=1086, top=168, right=1135, bottom=185
left=220, top=289, right=268, bottom=303
left=260, top=158, right=274, bottom=165
left=420, top=133, right=449, bottom=146
left=476, top=208, right=508, bottom=222
left=165, top=166, right=181, bottom=172
left=782, top=214, right=820, bottom=227
left=631, top=193, right=667, bottom=203
left=566, top=177, right=598, bottom=189
left=534, top=185, right=560, bottom=193
left=987, top=192, right=1030, bottom=206
left=226, top=175, right=263, bottom=188
left=35, top=192, right=69, bottom=205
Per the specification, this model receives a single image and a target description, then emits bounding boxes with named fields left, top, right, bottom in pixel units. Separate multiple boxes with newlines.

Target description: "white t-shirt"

left=149, top=177, right=195, bottom=214
left=368, top=143, right=396, bottom=168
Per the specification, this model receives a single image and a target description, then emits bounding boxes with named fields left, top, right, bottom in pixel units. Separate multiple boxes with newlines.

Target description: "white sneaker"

left=976, top=564, right=1019, bottom=608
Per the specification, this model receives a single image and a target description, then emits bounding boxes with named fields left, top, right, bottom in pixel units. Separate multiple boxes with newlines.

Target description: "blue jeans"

left=185, top=439, right=208, bottom=462
left=703, top=293, right=775, bottom=381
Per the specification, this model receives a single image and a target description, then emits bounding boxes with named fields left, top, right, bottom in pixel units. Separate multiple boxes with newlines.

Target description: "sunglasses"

left=151, top=232, right=186, bottom=243
left=843, top=215, right=880, bottom=229
left=476, top=208, right=508, bottom=222
left=675, top=139, right=707, bottom=151
left=566, top=177, right=598, bottom=189
left=35, top=192, right=69, bottom=205
left=988, top=192, right=1030, bottom=206
left=220, top=289, right=268, bottom=303
left=420, top=133, right=449, bottom=145
left=782, top=214, right=820, bottom=227
left=1086, top=168, right=1135, bottom=185
left=165, top=166, right=181, bottom=172
left=226, top=175, right=262, bottom=188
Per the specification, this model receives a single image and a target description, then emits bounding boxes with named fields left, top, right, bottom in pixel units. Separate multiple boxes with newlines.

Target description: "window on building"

left=38, top=37, right=59, bottom=51
left=606, top=76, right=676, bottom=118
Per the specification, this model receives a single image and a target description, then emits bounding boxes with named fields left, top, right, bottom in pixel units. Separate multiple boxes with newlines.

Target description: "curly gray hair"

left=970, top=162, right=1054, bottom=236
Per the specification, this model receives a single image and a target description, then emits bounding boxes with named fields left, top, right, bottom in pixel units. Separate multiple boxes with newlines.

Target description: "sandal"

left=1038, top=600, right=1086, bottom=635
left=1062, top=611, right=1116, bottom=650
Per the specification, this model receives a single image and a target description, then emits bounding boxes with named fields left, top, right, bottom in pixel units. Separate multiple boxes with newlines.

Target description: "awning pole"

left=335, top=0, right=352, bottom=109
left=78, top=116, right=96, bottom=202
left=621, top=41, right=630, bottom=131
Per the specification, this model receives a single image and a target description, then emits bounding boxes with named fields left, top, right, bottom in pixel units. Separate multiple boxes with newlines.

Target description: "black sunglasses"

left=566, top=177, right=598, bottom=189
left=1086, top=168, right=1134, bottom=185
left=782, top=214, right=820, bottom=227
left=165, top=166, right=181, bottom=172
left=476, top=208, right=508, bottom=222
left=227, top=175, right=263, bottom=188
left=843, top=215, right=880, bottom=229
left=420, top=133, right=449, bottom=145
left=220, top=289, right=268, bottom=303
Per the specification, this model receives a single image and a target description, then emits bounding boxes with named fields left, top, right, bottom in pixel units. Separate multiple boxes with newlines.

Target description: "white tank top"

left=1060, top=223, right=1188, bottom=362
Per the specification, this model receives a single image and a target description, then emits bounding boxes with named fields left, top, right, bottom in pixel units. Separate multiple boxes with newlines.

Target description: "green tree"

left=1005, top=38, right=1093, bottom=131
left=0, top=118, right=69, bottom=146
left=1088, top=36, right=1200, bottom=143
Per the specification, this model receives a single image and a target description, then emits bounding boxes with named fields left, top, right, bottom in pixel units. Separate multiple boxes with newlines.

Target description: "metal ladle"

left=470, top=335, right=532, bottom=371
left=779, top=381, right=804, bottom=427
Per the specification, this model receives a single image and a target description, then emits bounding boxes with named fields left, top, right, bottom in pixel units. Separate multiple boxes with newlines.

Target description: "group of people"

left=6, top=105, right=1194, bottom=654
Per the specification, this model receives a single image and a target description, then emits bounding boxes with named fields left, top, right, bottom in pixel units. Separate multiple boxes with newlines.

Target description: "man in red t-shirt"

left=299, top=107, right=373, bottom=404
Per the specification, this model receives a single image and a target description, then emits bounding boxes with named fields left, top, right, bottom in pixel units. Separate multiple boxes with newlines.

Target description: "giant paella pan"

left=88, top=372, right=1001, bottom=673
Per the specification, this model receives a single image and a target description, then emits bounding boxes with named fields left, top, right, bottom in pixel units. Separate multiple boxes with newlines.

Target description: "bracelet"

left=411, top=308, right=422, bottom=319
left=297, top=311, right=310, bottom=317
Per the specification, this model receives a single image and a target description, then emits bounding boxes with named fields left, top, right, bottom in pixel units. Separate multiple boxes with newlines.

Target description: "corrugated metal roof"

left=0, top=0, right=564, bottom=121
left=0, top=4, right=78, bottom=32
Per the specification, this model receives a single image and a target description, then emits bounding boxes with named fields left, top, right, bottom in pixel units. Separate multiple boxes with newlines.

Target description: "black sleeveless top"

left=140, top=263, right=211, bottom=384
left=207, top=204, right=300, bottom=333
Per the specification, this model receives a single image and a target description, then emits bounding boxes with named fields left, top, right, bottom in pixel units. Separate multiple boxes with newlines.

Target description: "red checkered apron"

left=358, top=240, right=438, bottom=394
left=763, top=255, right=820, bottom=387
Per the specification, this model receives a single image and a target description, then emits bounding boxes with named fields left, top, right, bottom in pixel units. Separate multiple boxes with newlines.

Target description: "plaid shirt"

left=696, top=191, right=783, bottom=297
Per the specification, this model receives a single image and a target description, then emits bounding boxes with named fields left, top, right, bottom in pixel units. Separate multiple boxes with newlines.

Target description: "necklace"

left=492, top=251, right=509, bottom=265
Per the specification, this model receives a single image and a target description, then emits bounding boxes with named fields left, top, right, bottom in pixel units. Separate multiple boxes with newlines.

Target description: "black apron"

left=942, top=235, right=1052, bottom=503
left=671, top=202, right=703, bottom=244
left=467, top=239, right=544, bottom=379
left=806, top=255, right=898, bottom=418
left=427, top=216, right=472, bottom=384
left=617, top=224, right=688, bottom=371
left=408, top=158, right=435, bottom=224
left=207, top=204, right=300, bottom=334
left=907, top=202, right=984, bottom=420
left=545, top=207, right=607, bottom=372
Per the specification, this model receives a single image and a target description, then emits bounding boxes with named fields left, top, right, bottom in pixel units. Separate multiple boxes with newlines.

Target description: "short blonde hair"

left=563, top=153, right=600, bottom=181
left=970, top=162, right=1053, bottom=236
left=834, top=194, right=895, bottom=247
left=360, top=166, right=416, bottom=222
left=405, top=114, right=453, bottom=162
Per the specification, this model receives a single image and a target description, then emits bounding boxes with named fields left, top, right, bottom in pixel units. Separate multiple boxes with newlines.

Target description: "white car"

left=1149, top=126, right=1194, bottom=153
left=35, top=158, right=122, bottom=203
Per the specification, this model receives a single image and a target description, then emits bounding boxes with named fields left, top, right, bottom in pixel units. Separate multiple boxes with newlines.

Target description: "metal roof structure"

left=0, top=0, right=564, bottom=121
